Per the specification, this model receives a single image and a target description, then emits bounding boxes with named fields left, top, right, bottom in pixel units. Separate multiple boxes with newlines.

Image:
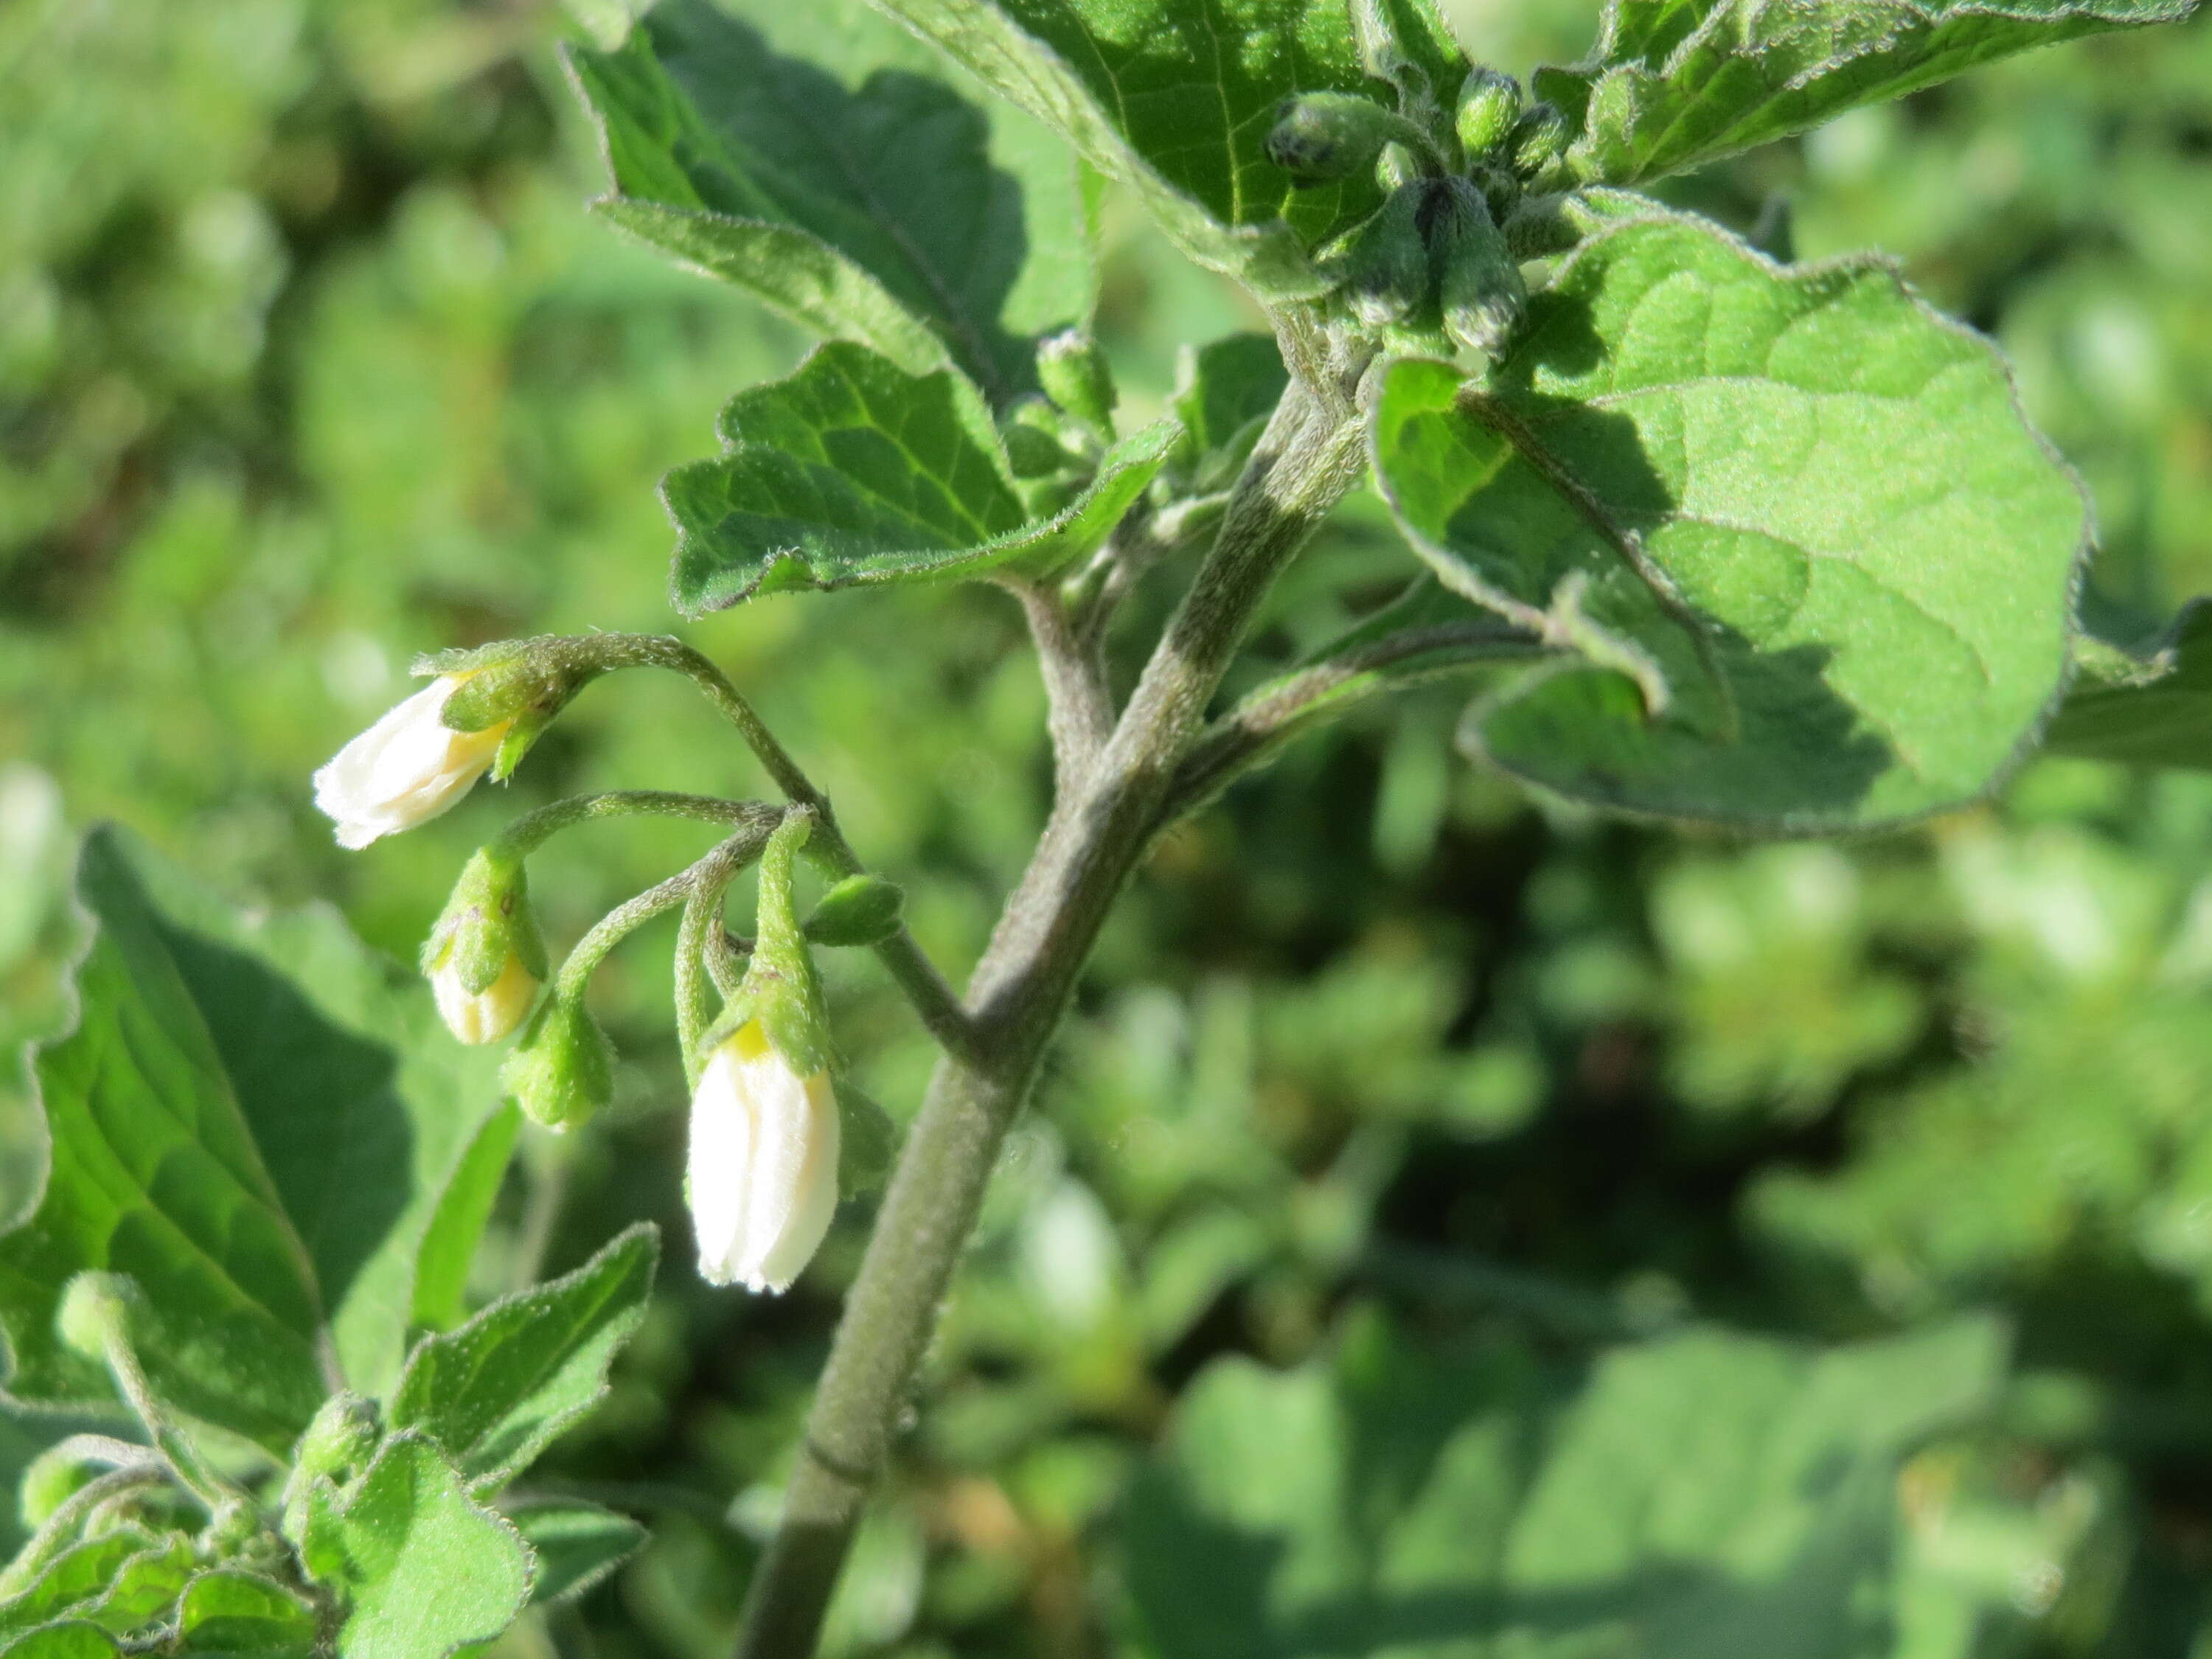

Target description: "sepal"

left=802, top=873, right=905, bottom=947
left=504, top=995, right=615, bottom=1132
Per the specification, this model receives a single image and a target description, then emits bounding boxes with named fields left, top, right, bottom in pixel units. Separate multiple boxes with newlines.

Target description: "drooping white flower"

left=429, top=947, right=540, bottom=1045
left=313, top=675, right=509, bottom=849
left=687, top=1021, right=841, bottom=1293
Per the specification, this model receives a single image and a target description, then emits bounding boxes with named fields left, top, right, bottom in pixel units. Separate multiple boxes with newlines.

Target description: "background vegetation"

left=5, top=0, right=2212, bottom=1652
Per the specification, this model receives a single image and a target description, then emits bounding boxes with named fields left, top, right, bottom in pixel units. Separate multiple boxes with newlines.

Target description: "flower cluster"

left=313, top=643, right=863, bottom=1294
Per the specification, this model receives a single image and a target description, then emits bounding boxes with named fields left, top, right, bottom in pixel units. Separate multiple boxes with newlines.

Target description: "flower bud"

left=802, top=874, right=905, bottom=948
left=1324, top=182, right=1433, bottom=329
left=293, top=1393, right=380, bottom=1488
left=1455, top=68, right=1522, bottom=161
left=1509, top=102, right=1571, bottom=178
left=1429, top=178, right=1526, bottom=357
left=1035, top=330, right=1118, bottom=434
left=1264, top=91, right=1399, bottom=184
left=686, top=1020, right=841, bottom=1293
left=503, top=995, right=614, bottom=1133
left=422, top=850, right=546, bottom=1044
left=57, top=1271, right=133, bottom=1363
left=313, top=672, right=512, bottom=850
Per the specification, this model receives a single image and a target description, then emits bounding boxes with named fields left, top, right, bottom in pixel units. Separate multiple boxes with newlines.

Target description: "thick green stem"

left=732, top=371, right=1368, bottom=1659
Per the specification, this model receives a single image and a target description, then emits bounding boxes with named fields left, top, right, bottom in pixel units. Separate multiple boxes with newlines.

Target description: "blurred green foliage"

left=5, top=0, right=2212, bottom=1653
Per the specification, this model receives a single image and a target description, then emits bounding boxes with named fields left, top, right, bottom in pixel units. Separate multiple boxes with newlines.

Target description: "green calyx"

left=504, top=995, right=616, bottom=1131
left=803, top=872, right=906, bottom=947
left=418, top=636, right=611, bottom=780
left=422, top=847, right=549, bottom=993
left=292, top=1393, right=380, bottom=1488
left=1430, top=180, right=1526, bottom=355
left=1455, top=68, right=1523, bottom=161
left=707, top=810, right=835, bottom=1078
left=1036, top=330, right=1119, bottom=435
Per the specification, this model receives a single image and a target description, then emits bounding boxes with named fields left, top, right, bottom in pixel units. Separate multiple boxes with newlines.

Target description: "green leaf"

left=0, top=1625, right=119, bottom=1659
left=72, top=1537, right=192, bottom=1636
left=1368, top=210, right=2084, bottom=831
left=0, top=1534, right=151, bottom=1645
left=300, top=1436, right=531, bottom=1659
left=172, top=1571, right=322, bottom=1655
left=389, top=1225, right=657, bottom=1494
left=568, top=0, right=1094, bottom=402
left=408, top=1105, right=521, bottom=1335
left=869, top=0, right=1467, bottom=299
left=2045, top=599, right=2212, bottom=770
left=1538, top=0, right=2199, bottom=187
left=1121, top=1311, right=2008, bottom=1659
left=506, top=1501, right=647, bottom=1605
left=665, top=341, right=1175, bottom=614
left=1169, top=333, right=1288, bottom=491
left=0, top=829, right=516, bottom=1449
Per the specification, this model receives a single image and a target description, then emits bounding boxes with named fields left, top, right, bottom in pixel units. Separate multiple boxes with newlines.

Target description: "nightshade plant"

left=4, top=0, right=2211, bottom=1654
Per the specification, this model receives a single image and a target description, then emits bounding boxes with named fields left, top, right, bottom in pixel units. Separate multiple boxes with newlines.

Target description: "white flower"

left=313, top=675, right=510, bottom=849
left=688, top=1021, right=841, bottom=1293
left=429, top=947, right=540, bottom=1045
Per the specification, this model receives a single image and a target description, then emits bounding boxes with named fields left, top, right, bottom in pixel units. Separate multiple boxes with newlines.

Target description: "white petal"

left=431, top=952, right=539, bottom=1045
left=748, top=1068, right=840, bottom=1293
left=686, top=1028, right=841, bottom=1293
left=312, top=676, right=506, bottom=848
left=689, top=1043, right=758, bottom=1287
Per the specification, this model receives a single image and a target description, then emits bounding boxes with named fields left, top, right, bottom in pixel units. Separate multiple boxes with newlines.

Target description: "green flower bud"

left=1429, top=178, right=1526, bottom=356
left=802, top=873, right=906, bottom=947
left=709, top=813, right=835, bottom=1079
left=293, top=1393, right=381, bottom=1489
left=504, top=993, right=614, bottom=1132
left=1323, top=182, right=1434, bottom=329
left=1374, top=139, right=1425, bottom=192
left=57, top=1271, right=133, bottom=1363
left=1454, top=68, right=1522, bottom=160
left=1264, top=91, right=1400, bottom=184
left=414, top=637, right=608, bottom=783
left=1035, top=329, right=1118, bottom=434
left=1509, top=101, right=1571, bottom=178
left=422, top=849, right=547, bottom=1045
left=1003, top=420, right=1081, bottom=481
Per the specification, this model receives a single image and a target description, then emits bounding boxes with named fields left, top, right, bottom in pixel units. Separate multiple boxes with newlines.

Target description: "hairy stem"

left=733, top=370, right=1368, bottom=1658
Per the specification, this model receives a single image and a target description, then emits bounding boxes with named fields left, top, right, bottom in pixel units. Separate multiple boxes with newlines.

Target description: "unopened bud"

left=504, top=995, right=614, bottom=1132
left=1324, top=183, right=1433, bottom=329
left=313, top=672, right=513, bottom=850
left=1454, top=68, right=1522, bottom=160
left=1429, top=178, right=1526, bottom=356
left=293, top=1394, right=380, bottom=1488
left=802, top=874, right=905, bottom=948
left=57, top=1272, right=133, bottom=1363
left=1265, top=91, right=1400, bottom=184
left=1509, top=102, right=1571, bottom=178
left=422, top=849, right=546, bottom=1044
left=687, top=1020, right=841, bottom=1293
left=1036, top=330, right=1118, bottom=434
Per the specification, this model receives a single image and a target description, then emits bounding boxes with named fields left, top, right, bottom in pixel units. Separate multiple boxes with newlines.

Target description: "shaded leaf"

left=300, top=1436, right=531, bottom=1659
left=2045, top=599, right=2212, bottom=770
left=1539, top=0, right=2199, bottom=187
left=1170, top=333, right=1289, bottom=491
left=507, top=1501, right=647, bottom=1605
left=1121, top=1311, right=2009, bottom=1659
left=870, top=0, right=1466, bottom=299
left=389, top=1225, right=657, bottom=1494
left=568, top=0, right=1093, bottom=401
left=0, top=1625, right=119, bottom=1659
left=0, top=829, right=515, bottom=1448
left=172, top=1571, right=322, bottom=1655
left=666, top=342, right=1175, bottom=614
left=1368, top=210, right=2084, bottom=830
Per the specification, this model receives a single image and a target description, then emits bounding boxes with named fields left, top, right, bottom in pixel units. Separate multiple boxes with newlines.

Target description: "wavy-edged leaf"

left=0, top=1534, right=152, bottom=1645
left=389, top=1225, right=657, bottom=1495
left=0, top=828, right=516, bottom=1447
left=299, top=1436, right=531, bottom=1659
left=666, top=341, right=1175, bottom=613
left=172, top=1571, right=321, bottom=1655
left=2045, top=599, right=2212, bottom=770
left=568, top=0, right=1095, bottom=402
left=72, top=1537, right=191, bottom=1637
left=1538, top=0, right=2199, bottom=187
left=1368, top=209, right=2084, bottom=831
left=870, top=0, right=1466, bottom=299
left=507, top=1501, right=647, bottom=1605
